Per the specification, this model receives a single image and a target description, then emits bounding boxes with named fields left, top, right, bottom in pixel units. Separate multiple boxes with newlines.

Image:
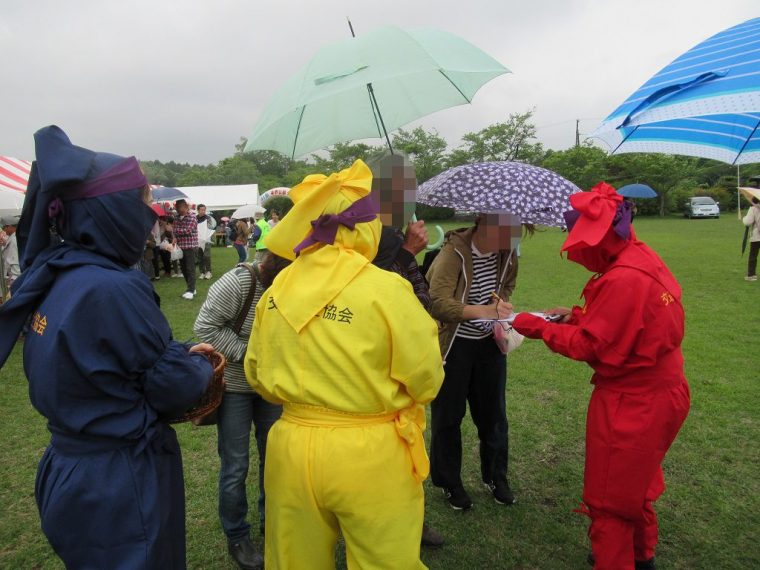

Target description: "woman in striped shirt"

left=427, top=213, right=524, bottom=511
left=193, top=253, right=289, bottom=570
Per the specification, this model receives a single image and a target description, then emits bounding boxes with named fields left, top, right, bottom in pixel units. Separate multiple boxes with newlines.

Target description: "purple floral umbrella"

left=417, top=161, right=580, bottom=227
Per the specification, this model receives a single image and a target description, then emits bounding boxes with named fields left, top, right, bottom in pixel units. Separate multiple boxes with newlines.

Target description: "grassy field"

left=1, top=215, right=759, bottom=569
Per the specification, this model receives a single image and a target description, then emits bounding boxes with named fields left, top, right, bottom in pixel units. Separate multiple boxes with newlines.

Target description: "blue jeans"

left=233, top=243, right=247, bottom=263
left=217, top=392, right=282, bottom=540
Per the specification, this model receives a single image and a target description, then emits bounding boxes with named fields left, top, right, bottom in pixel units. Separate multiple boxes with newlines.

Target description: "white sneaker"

left=205, top=271, right=212, bottom=279
left=745, top=275, right=758, bottom=282
left=172, top=272, right=180, bottom=278
left=198, top=273, right=206, bottom=280
left=181, top=291, right=194, bottom=300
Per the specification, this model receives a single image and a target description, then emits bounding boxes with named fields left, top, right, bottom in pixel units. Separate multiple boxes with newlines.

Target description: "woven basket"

left=168, top=351, right=226, bottom=424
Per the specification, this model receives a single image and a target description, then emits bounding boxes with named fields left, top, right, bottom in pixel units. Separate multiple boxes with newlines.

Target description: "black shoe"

left=443, top=486, right=473, bottom=510
left=228, top=536, right=263, bottom=570
left=587, top=551, right=656, bottom=569
left=484, top=479, right=515, bottom=505
left=421, top=522, right=444, bottom=549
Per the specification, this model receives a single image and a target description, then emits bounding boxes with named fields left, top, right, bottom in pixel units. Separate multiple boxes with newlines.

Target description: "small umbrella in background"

left=232, top=204, right=266, bottom=220
left=246, top=25, right=510, bottom=158
left=152, top=186, right=188, bottom=202
left=150, top=203, right=168, bottom=217
left=618, top=184, right=657, bottom=199
left=417, top=162, right=579, bottom=227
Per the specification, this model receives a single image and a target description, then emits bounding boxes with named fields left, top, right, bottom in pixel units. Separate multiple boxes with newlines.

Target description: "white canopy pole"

left=737, top=164, right=741, bottom=220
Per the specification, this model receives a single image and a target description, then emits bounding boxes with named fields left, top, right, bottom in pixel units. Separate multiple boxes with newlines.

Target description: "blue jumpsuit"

left=23, top=249, right=211, bottom=569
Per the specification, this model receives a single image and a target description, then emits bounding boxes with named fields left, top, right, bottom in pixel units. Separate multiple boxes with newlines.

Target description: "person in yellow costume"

left=244, top=159, right=444, bottom=570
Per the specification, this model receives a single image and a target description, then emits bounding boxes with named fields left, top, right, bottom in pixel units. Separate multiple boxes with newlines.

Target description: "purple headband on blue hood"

left=0, top=126, right=155, bottom=367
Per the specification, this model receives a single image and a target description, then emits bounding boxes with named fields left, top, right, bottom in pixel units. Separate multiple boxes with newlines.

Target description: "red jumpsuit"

left=514, top=233, right=690, bottom=570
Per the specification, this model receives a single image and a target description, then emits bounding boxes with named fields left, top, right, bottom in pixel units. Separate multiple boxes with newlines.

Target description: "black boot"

left=228, top=536, right=263, bottom=570
left=587, top=551, right=657, bottom=569
left=421, top=522, right=444, bottom=549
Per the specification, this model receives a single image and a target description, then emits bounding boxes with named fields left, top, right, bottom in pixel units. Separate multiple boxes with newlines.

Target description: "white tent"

left=176, top=184, right=259, bottom=210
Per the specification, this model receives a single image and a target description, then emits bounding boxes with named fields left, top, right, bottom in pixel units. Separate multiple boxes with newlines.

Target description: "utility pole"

left=575, top=119, right=580, bottom=147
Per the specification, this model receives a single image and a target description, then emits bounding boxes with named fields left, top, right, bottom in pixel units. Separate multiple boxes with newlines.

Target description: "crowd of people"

left=135, top=200, right=281, bottom=300
left=0, top=127, right=694, bottom=570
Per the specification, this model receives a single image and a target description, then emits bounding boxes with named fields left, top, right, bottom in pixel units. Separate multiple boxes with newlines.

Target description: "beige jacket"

left=743, top=205, right=760, bottom=242
left=426, top=226, right=518, bottom=359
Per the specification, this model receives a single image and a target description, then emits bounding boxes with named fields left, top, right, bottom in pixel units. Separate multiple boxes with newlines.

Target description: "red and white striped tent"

left=0, top=156, right=31, bottom=193
left=0, top=157, right=31, bottom=216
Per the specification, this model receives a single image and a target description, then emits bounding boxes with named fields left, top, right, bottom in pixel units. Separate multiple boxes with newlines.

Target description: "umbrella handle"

left=411, top=214, right=445, bottom=250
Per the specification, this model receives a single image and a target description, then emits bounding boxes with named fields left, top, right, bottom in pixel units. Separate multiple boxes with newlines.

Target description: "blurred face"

left=2, top=225, right=15, bottom=235
left=176, top=201, right=189, bottom=215
left=198, top=206, right=206, bottom=217
left=373, top=156, right=418, bottom=227
left=476, top=212, right=522, bottom=252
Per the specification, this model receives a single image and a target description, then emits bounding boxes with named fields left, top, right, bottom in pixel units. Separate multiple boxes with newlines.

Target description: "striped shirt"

left=457, top=244, right=498, bottom=340
left=193, top=264, right=263, bottom=392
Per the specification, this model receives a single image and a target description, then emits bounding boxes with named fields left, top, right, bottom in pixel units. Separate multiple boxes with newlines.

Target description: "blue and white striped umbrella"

left=417, top=161, right=579, bottom=227
left=592, top=17, right=760, bottom=165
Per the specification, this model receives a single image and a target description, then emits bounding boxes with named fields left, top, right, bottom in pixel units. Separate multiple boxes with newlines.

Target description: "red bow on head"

left=562, top=182, right=623, bottom=252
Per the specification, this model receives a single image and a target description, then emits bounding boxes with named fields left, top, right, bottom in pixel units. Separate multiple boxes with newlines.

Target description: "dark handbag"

left=183, top=264, right=258, bottom=426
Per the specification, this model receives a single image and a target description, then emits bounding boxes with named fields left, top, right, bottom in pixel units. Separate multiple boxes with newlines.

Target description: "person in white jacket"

left=744, top=197, right=760, bottom=281
left=1, top=216, right=21, bottom=295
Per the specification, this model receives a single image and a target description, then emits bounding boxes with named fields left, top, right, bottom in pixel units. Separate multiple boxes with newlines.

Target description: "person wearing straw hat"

left=244, top=159, right=443, bottom=569
left=742, top=196, right=760, bottom=281
left=512, top=182, right=691, bottom=570
left=0, top=126, right=214, bottom=569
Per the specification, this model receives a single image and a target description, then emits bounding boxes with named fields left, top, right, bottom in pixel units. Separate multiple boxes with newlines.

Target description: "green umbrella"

left=245, top=26, right=510, bottom=158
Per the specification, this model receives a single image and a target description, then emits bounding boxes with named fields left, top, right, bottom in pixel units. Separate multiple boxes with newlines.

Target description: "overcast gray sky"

left=1, top=0, right=757, bottom=165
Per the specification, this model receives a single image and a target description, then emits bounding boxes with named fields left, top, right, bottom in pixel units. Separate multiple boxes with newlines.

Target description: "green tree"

left=450, top=110, right=545, bottom=166
left=311, top=141, right=383, bottom=172
left=541, top=144, right=609, bottom=191
left=391, top=127, right=448, bottom=182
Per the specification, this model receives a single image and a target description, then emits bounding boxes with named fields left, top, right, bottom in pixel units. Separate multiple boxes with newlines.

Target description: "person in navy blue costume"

left=0, top=126, right=213, bottom=569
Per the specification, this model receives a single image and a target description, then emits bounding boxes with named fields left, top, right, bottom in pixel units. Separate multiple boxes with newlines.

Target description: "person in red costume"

left=512, top=182, right=690, bottom=570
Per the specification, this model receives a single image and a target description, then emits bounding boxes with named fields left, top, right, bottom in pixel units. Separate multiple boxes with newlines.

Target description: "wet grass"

left=1, top=216, right=758, bottom=569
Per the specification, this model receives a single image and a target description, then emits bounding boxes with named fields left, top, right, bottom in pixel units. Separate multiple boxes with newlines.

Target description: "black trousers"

left=748, top=241, right=760, bottom=277
left=430, top=336, right=509, bottom=489
left=180, top=248, right=196, bottom=293
left=151, top=246, right=160, bottom=277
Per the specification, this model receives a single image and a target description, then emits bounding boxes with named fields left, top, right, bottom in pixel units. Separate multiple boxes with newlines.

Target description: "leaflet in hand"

left=470, top=312, right=562, bottom=325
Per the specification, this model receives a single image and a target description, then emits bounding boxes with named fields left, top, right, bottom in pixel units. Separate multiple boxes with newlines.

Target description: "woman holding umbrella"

left=426, top=212, right=523, bottom=509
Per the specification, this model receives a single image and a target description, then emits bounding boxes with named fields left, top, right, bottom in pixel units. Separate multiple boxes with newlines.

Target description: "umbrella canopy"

left=417, top=162, right=579, bottom=227
left=739, top=186, right=760, bottom=203
left=246, top=26, right=509, bottom=158
left=232, top=204, right=266, bottom=219
left=151, top=203, right=168, bottom=216
left=152, top=186, right=188, bottom=202
left=592, top=17, right=760, bottom=165
left=618, top=184, right=657, bottom=199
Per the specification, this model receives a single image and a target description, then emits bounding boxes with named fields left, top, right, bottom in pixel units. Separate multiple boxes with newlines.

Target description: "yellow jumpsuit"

left=245, top=254, right=443, bottom=569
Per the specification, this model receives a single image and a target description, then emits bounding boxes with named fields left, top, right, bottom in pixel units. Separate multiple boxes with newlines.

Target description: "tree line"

left=141, top=110, right=760, bottom=217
